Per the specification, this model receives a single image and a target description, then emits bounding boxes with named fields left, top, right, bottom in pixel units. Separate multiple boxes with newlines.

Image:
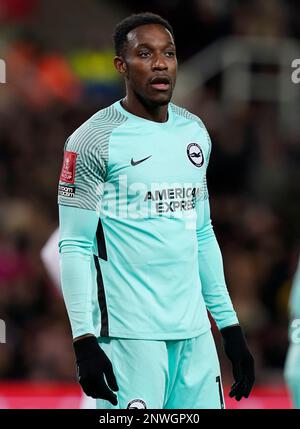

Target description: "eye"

left=138, top=51, right=150, bottom=58
left=165, top=51, right=176, bottom=57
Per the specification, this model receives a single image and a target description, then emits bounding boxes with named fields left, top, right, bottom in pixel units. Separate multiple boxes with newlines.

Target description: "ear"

left=114, top=56, right=128, bottom=77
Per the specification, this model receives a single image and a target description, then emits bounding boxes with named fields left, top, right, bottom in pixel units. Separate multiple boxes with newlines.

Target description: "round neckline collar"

left=114, top=100, right=173, bottom=126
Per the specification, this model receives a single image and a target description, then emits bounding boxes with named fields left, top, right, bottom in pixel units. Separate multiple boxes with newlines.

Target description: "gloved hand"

left=73, top=335, right=119, bottom=405
left=220, top=325, right=255, bottom=401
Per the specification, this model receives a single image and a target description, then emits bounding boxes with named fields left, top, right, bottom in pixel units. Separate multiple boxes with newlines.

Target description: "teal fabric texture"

left=58, top=100, right=238, bottom=340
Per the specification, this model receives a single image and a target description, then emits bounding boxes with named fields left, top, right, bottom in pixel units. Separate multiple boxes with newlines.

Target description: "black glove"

left=73, top=336, right=119, bottom=405
left=220, top=325, right=255, bottom=401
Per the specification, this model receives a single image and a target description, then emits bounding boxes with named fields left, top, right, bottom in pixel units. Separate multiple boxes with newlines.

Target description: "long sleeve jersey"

left=58, top=100, right=238, bottom=340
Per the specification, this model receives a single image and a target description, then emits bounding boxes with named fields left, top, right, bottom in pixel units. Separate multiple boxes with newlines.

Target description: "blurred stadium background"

left=0, top=0, right=299, bottom=409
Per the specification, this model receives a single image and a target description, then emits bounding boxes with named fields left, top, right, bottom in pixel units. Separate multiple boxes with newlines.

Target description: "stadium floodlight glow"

left=0, top=319, right=6, bottom=343
left=0, top=59, right=6, bottom=83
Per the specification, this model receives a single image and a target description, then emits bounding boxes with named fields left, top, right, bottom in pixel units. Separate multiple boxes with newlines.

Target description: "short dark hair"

left=113, top=12, right=174, bottom=57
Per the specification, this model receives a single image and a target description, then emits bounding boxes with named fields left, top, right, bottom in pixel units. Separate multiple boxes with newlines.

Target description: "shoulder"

left=170, top=103, right=212, bottom=160
left=170, top=103, right=207, bottom=129
left=89, top=103, right=128, bottom=130
left=66, top=104, right=127, bottom=153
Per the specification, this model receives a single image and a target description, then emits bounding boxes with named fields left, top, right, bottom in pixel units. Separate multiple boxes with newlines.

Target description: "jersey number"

left=216, top=376, right=225, bottom=409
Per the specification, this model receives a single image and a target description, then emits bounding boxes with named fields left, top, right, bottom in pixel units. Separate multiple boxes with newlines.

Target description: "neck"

left=121, top=94, right=169, bottom=123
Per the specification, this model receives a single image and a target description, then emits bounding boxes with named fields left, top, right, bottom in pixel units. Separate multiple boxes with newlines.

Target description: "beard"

left=132, top=85, right=173, bottom=108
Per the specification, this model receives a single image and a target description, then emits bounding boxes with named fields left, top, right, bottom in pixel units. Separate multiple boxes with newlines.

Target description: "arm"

left=288, top=257, right=300, bottom=344
left=289, top=257, right=300, bottom=320
left=196, top=192, right=255, bottom=401
left=59, top=205, right=99, bottom=340
left=195, top=125, right=255, bottom=400
left=59, top=204, right=118, bottom=404
left=196, top=196, right=239, bottom=330
left=58, top=124, right=118, bottom=404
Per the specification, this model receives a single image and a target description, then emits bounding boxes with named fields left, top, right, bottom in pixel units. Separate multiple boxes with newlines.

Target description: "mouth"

left=150, top=76, right=170, bottom=91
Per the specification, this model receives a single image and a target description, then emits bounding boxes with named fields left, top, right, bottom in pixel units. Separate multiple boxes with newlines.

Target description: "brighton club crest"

left=186, top=143, right=204, bottom=167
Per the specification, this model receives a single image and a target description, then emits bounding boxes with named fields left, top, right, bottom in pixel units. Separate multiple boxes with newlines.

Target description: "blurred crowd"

left=0, top=0, right=299, bottom=386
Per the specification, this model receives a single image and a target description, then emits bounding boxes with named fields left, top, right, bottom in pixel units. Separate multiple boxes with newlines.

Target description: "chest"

left=106, top=122, right=208, bottom=188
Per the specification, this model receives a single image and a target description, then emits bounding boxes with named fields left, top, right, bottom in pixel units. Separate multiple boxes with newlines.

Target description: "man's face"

left=119, top=24, right=177, bottom=107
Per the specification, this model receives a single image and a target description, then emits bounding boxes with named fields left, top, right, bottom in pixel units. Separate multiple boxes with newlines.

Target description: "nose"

left=151, top=52, right=168, bottom=71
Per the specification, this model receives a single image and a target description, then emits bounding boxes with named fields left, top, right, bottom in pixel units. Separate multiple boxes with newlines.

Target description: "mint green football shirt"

left=58, top=100, right=238, bottom=340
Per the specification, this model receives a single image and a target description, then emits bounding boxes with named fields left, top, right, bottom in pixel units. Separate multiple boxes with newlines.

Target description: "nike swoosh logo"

left=131, top=155, right=152, bottom=166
